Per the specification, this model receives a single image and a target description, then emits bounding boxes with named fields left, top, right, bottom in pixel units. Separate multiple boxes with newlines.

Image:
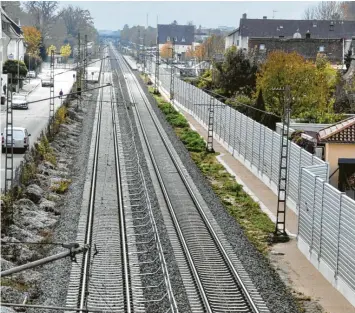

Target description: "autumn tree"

left=194, top=45, right=206, bottom=62
left=185, top=47, right=194, bottom=60
left=256, top=51, right=339, bottom=122
left=203, top=35, right=225, bottom=60
left=47, top=45, right=57, bottom=56
left=22, top=26, right=42, bottom=55
left=160, top=42, right=173, bottom=59
left=60, top=44, right=72, bottom=62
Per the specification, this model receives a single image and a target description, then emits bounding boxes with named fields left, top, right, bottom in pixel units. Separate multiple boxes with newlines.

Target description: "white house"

left=225, top=13, right=355, bottom=52
left=158, top=24, right=195, bottom=58
left=1, top=7, right=26, bottom=66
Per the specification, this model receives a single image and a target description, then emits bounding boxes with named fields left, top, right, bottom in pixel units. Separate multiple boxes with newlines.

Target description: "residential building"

left=1, top=6, right=25, bottom=65
left=225, top=13, right=355, bottom=54
left=249, top=37, right=345, bottom=65
left=318, top=116, right=355, bottom=189
left=157, top=24, right=194, bottom=57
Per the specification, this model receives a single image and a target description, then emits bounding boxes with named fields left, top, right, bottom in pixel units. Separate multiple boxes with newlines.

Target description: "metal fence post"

left=297, top=148, right=303, bottom=209
left=334, top=193, right=345, bottom=280
left=297, top=167, right=304, bottom=238
left=232, top=110, right=238, bottom=157
left=251, top=120, right=255, bottom=166
left=310, top=175, right=318, bottom=252
left=244, top=117, right=248, bottom=161
left=261, top=126, right=265, bottom=175
left=228, top=106, right=232, bottom=148
left=270, top=134, right=275, bottom=184
left=258, top=123, right=262, bottom=174
left=238, top=113, right=242, bottom=156
left=318, top=181, right=326, bottom=261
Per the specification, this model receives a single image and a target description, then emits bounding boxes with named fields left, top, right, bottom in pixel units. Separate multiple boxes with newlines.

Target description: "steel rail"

left=112, top=66, right=179, bottom=313
left=115, top=48, right=263, bottom=313
left=113, top=49, right=211, bottom=313
left=78, top=59, right=105, bottom=313
left=110, top=69, right=132, bottom=313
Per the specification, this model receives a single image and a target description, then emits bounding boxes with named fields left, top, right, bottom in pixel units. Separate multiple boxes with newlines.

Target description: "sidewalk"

left=156, top=83, right=355, bottom=313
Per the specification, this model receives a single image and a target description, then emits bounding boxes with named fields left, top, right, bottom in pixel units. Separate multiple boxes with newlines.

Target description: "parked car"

left=27, top=71, right=36, bottom=78
left=41, top=76, right=53, bottom=87
left=11, top=94, right=28, bottom=109
left=1, top=127, right=31, bottom=153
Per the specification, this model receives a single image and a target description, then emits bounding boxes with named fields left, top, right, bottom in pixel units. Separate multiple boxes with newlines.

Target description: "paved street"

left=0, top=68, right=76, bottom=189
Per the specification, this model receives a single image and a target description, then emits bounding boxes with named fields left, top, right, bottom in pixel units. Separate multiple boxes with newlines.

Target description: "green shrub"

left=36, top=135, right=57, bottom=166
left=51, top=179, right=71, bottom=194
left=179, top=129, right=206, bottom=152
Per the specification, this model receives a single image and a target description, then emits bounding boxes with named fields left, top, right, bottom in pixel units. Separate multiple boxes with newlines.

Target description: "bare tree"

left=303, top=1, right=346, bottom=20
left=60, top=5, right=94, bottom=37
left=343, top=1, right=355, bottom=20
left=23, top=1, right=59, bottom=39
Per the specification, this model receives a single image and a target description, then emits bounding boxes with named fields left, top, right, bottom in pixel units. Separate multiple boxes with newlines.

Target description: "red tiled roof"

left=318, top=116, right=355, bottom=143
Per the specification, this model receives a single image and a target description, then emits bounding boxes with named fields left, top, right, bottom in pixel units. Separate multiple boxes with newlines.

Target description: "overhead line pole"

left=272, top=85, right=291, bottom=242
left=49, top=50, right=55, bottom=134
left=154, top=17, right=160, bottom=94
left=76, top=33, right=81, bottom=111
left=4, top=74, right=14, bottom=196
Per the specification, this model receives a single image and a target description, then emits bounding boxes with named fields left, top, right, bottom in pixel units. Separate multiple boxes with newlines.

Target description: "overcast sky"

left=59, top=1, right=315, bottom=30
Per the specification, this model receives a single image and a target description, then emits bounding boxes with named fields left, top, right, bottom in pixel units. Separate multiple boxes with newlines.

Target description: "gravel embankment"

left=114, top=66, right=192, bottom=313
left=133, top=72, right=302, bottom=313
left=27, top=90, right=99, bottom=313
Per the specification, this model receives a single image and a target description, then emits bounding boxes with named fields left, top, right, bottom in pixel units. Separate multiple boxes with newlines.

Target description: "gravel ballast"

left=113, top=59, right=192, bottom=313
left=133, top=71, right=302, bottom=313
left=27, top=90, right=99, bottom=313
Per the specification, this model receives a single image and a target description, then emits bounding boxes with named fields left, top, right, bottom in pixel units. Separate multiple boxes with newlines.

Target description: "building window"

left=313, top=22, right=317, bottom=27
left=259, top=44, right=265, bottom=50
left=319, top=46, right=325, bottom=52
left=181, top=37, right=185, bottom=42
left=280, top=25, right=283, bottom=29
left=237, top=40, right=239, bottom=46
left=174, top=37, right=178, bottom=42
left=167, top=36, right=170, bottom=42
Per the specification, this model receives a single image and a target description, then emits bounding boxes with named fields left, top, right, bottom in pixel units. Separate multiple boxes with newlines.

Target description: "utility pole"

left=143, top=32, right=146, bottom=73
left=137, top=28, right=141, bottom=64
left=169, top=38, right=175, bottom=102
left=273, top=85, right=291, bottom=242
left=49, top=50, right=55, bottom=132
left=76, top=33, right=81, bottom=111
left=84, top=34, right=88, bottom=91
left=207, top=96, right=215, bottom=152
left=154, top=34, right=160, bottom=94
left=4, top=74, right=14, bottom=195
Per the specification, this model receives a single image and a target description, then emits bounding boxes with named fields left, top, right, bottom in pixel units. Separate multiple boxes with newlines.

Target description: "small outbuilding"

left=318, top=116, right=355, bottom=188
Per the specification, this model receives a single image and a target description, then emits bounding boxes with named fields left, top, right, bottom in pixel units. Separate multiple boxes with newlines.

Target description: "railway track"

left=111, top=44, right=270, bottom=313
left=65, top=49, right=177, bottom=313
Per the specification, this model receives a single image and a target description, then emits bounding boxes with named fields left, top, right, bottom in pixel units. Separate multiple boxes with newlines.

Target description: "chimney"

left=263, top=16, right=267, bottom=19
left=242, top=13, right=247, bottom=19
left=17, top=18, right=21, bottom=26
left=306, top=31, right=311, bottom=39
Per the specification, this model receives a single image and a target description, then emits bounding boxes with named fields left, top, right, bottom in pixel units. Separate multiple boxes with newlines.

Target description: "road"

left=0, top=68, right=75, bottom=190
